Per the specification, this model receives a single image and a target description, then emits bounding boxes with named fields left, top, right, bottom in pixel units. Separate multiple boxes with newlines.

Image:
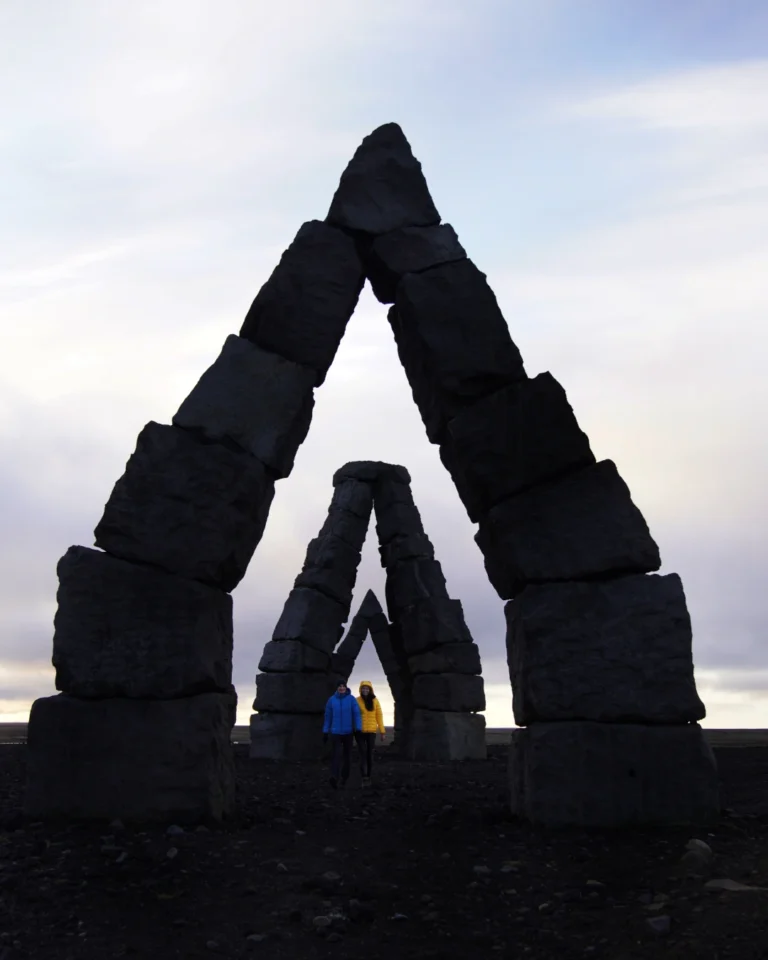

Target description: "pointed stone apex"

left=326, top=124, right=440, bottom=235
left=358, top=590, right=384, bottom=619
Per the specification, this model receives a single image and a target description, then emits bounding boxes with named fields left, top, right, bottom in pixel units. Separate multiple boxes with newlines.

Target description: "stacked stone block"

left=375, top=472, right=486, bottom=761
left=334, top=123, right=717, bottom=824
left=26, top=221, right=365, bottom=821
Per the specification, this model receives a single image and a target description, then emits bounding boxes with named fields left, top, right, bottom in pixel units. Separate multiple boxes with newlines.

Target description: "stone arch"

left=249, top=461, right=486, bottom=762
left=26, top=123, right=717, bottom=826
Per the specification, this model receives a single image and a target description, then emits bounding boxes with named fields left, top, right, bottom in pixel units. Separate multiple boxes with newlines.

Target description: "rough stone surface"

left=476, top=460, right=661, bottom=600
left=318, top=508, right=370, bottom=552
left=506, top=573, right=705, bottom=724
left=408, top=642, right=482, bottom=677
left=239, top=220, right=365, bottom=384
left=397, top=598, right=473, bottom=656
left=294, top=534, right=361, bottom=611
left=248, top=712, right=324, bottom=761
left=94, top=422, right=275, bottom=593
left=357, top=589, right=384, bottom=619
left=509, top=721, right=720, bottom=827
left=25, top=692, right=236, bottom=822
left=378, top=532, right=435, bottom=568
left=53, top=546, right=233, bottom=699
left=411, top=673, right=486, bottom=712
left=367, top=224, right=466, bottom=304
left=372, top=475, right=415, bottom=511
left=173, top=334, right=316, bottom=479
left=440, top=372, right=595, bottom=521
left=333, top=461, right=410, bottom=486
left=375, top=502, right=426, bottom=546
left=258, top=640, right=329, bottom=674
left=330, top=651, right=355, bottom=680
left=253, top=673, right=333, bottom=714
left=385, top=559, right=448, bottom=616
left=405, top=710, right=487, bottom=761
left=390, top=260, right=527, bottom=443
left=272, top=588, right=347, bottom=656
left=326, top=123, right=440, bottom=235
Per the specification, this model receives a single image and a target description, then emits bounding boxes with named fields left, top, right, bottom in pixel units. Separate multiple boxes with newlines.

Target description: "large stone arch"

left=25, top=124, right=718, bottom=826
left=249, top=461, right=486, bottom=762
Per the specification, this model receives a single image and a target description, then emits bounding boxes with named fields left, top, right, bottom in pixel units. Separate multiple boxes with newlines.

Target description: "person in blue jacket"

left=323, top=680, right=362, bottom=789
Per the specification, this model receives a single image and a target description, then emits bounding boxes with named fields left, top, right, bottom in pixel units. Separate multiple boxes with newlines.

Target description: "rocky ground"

left=0, top=742, right=766, bottom=960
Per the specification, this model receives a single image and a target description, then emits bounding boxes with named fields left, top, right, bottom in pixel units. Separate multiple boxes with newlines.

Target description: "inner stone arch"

left=249, top=461, right=487, bottom=762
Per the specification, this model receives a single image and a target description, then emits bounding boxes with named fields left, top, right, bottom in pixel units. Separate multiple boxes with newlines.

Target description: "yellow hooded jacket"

left=356, top=681, right=385, bottom=735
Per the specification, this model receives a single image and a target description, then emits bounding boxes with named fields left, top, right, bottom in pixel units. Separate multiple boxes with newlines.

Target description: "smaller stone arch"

left=249, top=461, right=487, bottom=761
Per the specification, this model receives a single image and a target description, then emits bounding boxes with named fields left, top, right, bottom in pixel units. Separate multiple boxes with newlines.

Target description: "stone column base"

left=249, top=712, right=324, bottom=761
left=404, top=709, right=486, bottom=761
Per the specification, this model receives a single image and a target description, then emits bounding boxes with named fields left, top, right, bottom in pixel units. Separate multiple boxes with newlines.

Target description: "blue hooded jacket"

left=323, top=689, right=362, bottom=735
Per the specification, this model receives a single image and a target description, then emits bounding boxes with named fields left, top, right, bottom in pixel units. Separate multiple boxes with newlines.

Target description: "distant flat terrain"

left=4, top=722, right=767, bottom=747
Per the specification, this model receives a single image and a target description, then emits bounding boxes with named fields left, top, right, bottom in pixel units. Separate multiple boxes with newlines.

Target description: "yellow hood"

left=358, top=680, right=375, bottom=696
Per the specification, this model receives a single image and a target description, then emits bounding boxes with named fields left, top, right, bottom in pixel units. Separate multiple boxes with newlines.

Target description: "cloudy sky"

left=2, top=0, right=767, bottom=728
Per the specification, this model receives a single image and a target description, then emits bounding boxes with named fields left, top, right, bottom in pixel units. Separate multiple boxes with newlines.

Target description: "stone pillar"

left=342, top=126, right=718, bottom=823
left=27, top=221, right=365, bottom=821
left=250, top=477, right=372, bottom=760
left=375, top=474, right=486, bottom=761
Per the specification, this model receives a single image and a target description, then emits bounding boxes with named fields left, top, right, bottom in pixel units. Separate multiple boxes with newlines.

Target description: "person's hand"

left=380, top=733, right=386, bottom=743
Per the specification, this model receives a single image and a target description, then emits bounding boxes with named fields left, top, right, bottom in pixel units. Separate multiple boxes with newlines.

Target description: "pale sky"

left=2, top=1, right=767, bottom=728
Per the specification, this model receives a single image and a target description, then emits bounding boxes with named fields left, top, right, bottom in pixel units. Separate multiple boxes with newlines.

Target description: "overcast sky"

left=2, top=1, right=767, bottom=728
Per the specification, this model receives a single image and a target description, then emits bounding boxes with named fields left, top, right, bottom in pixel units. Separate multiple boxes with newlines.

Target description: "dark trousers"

left=330, top=733, right=353, bottom=782
left=356, top=732, right=376, bottom=777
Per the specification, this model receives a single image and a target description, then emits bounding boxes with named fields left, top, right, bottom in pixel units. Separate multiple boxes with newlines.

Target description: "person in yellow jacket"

left=355, top=680, right=386, bottom=786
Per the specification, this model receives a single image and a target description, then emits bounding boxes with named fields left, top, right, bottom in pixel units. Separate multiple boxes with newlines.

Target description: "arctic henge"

left=25, top=123, right=719, bottom=827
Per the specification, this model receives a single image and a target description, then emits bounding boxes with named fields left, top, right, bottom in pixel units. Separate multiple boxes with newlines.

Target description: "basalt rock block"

left=326, top=123, right=440, bottom=235
left=53, top=547, right=233, bottom=699
left=357, top=589, right=385, bottom=619
left=333, top=461, right=411, bottom=486
left=506, top=573, right=705, bottom=725
left=173, top=334, right=316, bottom=479
left=367, top=224, right=466, bottom=304
left=253, top=672, right=332, bottom=714
left=330, top=651, right=356, bottom=680
left=509, top=721, right=720, bottom=827
left=408, top=642, right=482, bottom=677
left=272, top=588, right=347, bottom=656
left=391, top=260, right=527, bottom=443
left=412, top=673, right=486, bottom=712
left=440, top=373, right=595, bottom=521
left=385, top=559, right=448, bottom=616
left=318, top=509, right=370, bottom=552
left=258, top=640, right=330, bottom=674
left=379, top=532, right=435, bottom=568
left=249, top=712, right=324, bottom=761
left=476, top=460, right=661, bottom=600
left=294, top=534, right=362, bottom=611
left=240, top=220, right=365, bottom=384
left=375, top=501, right=426, bottom=546
left=95, top=422, right=274, bottom=592
left=397, top=598, right=473, bottom=656
left=405, top=710, right=487, bottom=761
left=25, top=692, right=236, bottom=823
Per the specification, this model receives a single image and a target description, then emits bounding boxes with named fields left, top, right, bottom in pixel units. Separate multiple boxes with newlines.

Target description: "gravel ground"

left=0, top=743, right=766, bottom=960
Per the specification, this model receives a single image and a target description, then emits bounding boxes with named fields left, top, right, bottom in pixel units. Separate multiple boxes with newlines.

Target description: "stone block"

left=385, top=559, right=448, bottom=616
left=367, top=224, right=467, bottom=303
left=476, top=460, right=661, bottom=600
left=318, top=508, right=370, bottom=552
left=509, top=721, right=720, bottom=827
left=412, top=673, right=485, bottom=712
left=378, top=532, right=435, bottom=568
left=253, top=672, right=333, bottom=714
left=333, top=460, right=411, bottom=485
left=94, top=422, right=275, bottom=592
left=272, top=588, right=347, bottom=656
left=390, top=260, right=527, bottom=443
left=405, top=710, right=487, bottom=761
left=173, top=334, right=315, bottom=479
left=506, top=574, right=706, bottom=725
left=357, top=589, right=384, bottom=619
left=397, top=598, right=473, bottom=656
left=240, top=220, right=365, bottom=384
left=326, top=123, right=440, bottom=235
left=249, top=712, right=324, bottom=761
left=24, top=692, right=236, bottom=823
left=408, top=642, right=482, bottom=676
left=53, top=546, right=233, bottom=699
left=375, top=501, right=426, bottom=546
left=329, top=478, right=374, bottom=517
left=330, top=652, right=356, bottom=680
left=258, top=640, right=329, bottom=674
left=293, top=533, right=361, bottom=611
left=440, top=373, right=595, bottom=521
